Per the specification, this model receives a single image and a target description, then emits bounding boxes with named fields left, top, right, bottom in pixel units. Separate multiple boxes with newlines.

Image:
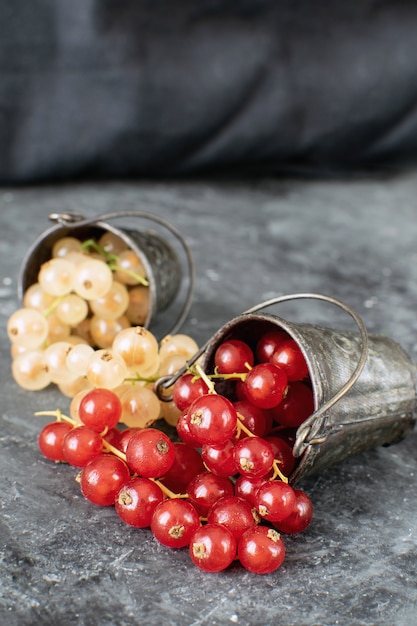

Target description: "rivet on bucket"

left=18, top=210, right=195, bottom=337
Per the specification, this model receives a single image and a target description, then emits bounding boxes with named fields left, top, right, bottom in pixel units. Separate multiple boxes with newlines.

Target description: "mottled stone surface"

left=1, top=172, right=417, bottom=626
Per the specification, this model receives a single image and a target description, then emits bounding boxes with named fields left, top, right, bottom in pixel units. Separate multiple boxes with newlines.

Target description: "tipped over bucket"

left=18, top=210, right=194, bottom=337
left=199, top=294, right=417, bottom=485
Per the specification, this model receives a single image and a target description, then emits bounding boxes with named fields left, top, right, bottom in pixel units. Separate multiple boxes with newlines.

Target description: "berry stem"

left=194, top=364, right=216, bottom=394
left=271, top=459, right=289, bottom=484
left=81, top=238, right=149, bottom=286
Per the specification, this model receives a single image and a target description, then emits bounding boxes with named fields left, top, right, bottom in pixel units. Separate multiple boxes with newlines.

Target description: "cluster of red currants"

left=37, top=328, right=314, bottom=575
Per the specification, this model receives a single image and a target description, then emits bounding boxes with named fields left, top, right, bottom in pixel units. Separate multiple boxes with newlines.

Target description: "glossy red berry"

left=254, top=480, right=297, bottom=522
left=273, top=489, right=314, bottom=534
left=265, top=435, right=296, bottom=477
left=243, top=363, right=288, bottom=409
left=115, top=477, right=164, bottom=527
left=186, top=394, right=238, bottom=445
left=190, top=523, right=237, bottom=572
left=80, top=453, right=130, bottom=506
left=271, top=381, right=314, bottom=428
left=201, top=439, right=238, bottom=477
left=233, top=436, right=274, bottom=477
left=62, top=425, right=103, bottom=467
left=78, top=388, right=122, bottom=432
left=207, top=495, right=259, bottom=541
left=172, top=373, right=210, bottom=412
left=187, top=471, right=234, bottom=517
left=125, top=428, right=175, bottom=478
left=238, top=526, right=285, bottom=574
left=160, top=442, right=205, bottom=494
left=270, top=339, right=309, bottom=382
left=214, top=339, right=254, bottom=374
left=38, top=421, right=73, bottom=462
left=255, top=330, right=287, bottom=363
left=151, top=499, right=200, bottom=548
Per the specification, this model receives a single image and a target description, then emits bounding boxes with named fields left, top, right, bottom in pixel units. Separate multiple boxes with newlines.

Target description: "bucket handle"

left=155, top=292, right=369, bottom=457
left=242, top=293, right=369, bottom=457
left=48, top=210, right=195, bottom=337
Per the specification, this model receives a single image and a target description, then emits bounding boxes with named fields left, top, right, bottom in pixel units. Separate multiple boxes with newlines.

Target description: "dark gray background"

left=1, top=172, right=417, bottom=625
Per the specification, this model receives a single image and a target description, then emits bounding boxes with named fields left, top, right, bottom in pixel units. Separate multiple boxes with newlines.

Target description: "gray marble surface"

left=1, top=172, right=417, bottom=626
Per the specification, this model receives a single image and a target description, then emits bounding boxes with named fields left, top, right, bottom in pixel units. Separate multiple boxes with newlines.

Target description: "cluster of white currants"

left=7, top=232, right=199, bottom=429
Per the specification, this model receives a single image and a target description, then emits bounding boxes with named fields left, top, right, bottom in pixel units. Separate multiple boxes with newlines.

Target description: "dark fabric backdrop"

left=2, top=0, right=417, bottom=183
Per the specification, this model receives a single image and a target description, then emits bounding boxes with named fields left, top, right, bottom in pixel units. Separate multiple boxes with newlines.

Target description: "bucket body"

left=201, top=312, right=417, bottom=485
left=18, top=217, right=181, bottom=330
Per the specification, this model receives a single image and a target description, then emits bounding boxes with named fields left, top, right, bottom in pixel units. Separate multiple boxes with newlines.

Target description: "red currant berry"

left=172, top=373, right=209, bottom=412
left=201, top=439, right=238, bottom=477
left=270, top=339, right=309, bottom=382
left=151, top=499, right=200, bottom=548
left=38, top=421, right=73, bottom=462
left=176, top=411, right=202, bottom=447
left=273, top=489, right=313, bottom=534
left=62, top=425, right=103, bottom=467
left=243, top=363, right=288, bottom=409
left=103, top=426, right=123, bottom=450
left=214, top=339, right=254, bottom=374
left=233, top=436, right=274, bottom=477
left=187, top=471, right=234, bottom=517
left=125, top=428, right=175, bottom=478
left=264, top=435, right=296, bottom=477
left=238, top=526, right=285, bottom=574
left=207, top=495, right=259, bottom=541
left=271, top=381, right=314, bottom=428
left=234, top=474, right=270, bottom=507
left=160, top=442, right=205, bottom=494
left=190, top=523, right=237, bottom=572
left=118, top=427, right=143, bottom=454
left=80, top=453, right=130, bottom=506
left=254, top=480, right=297, bottom=522
left=255, top=330, right=287, bottom=363
left=187, top=394, right=238, bottom=445
left=115, top=477, right=164, bottom=527
left=233, top=400, right=270, bottom=437
left=78, top=388, right=122, bottom=432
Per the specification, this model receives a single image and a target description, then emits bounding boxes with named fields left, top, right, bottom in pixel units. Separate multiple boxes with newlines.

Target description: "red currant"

left=38, top=421, right=73, bottom=462
left=78, top=388, right=122, bottom=432
left=238, top=526, right=285, bottom=574
left=254, top=480, right=296, bottom=522
left=115, top=477, right=164, bottom=527
left=233, top=436, right=274, bottom=478
left=160, top=442, right=205, bottom=494
left=151, top=499, right=200, bottom=548
left=255, top=330, right=287, bottom=363
left=214, top=339, right=254, bottom=374
left=201, top=439, right=238, bottom=477
left=80, top=453, right=130, bottom=506
left=207, top=495, right=259, bottom=541
left=187, top=394, right=238, bottom=445
left=264, top=435, right=296, bottom=477
left=125, top=428, right=175, bottom=478
left=273, top=489, right=313, bottom=534
left=243, top=363, right=287, bottom=410
left=270, top=339, right=309, bottom=382
left=62, top=425, right=103, bottom=467
left=233, top=399, right=270, bottom=437
left=271, top=381, right=314, bottom=428
left=190, top=523, right=237, bottom=572
left=172, top=373, right=209, bottom=412
left=187, top=471, right=234, bottom=517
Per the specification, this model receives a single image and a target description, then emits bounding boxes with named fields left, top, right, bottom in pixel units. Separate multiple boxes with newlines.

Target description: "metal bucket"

left=18, top=210, right=195, bottom=336
left=158, top=293, right=417, bottom=485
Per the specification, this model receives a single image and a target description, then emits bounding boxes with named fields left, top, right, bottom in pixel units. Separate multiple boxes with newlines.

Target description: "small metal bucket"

left=158, top=293, right=417, bottom=485
left=18, top=210, right=195, bottom=336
